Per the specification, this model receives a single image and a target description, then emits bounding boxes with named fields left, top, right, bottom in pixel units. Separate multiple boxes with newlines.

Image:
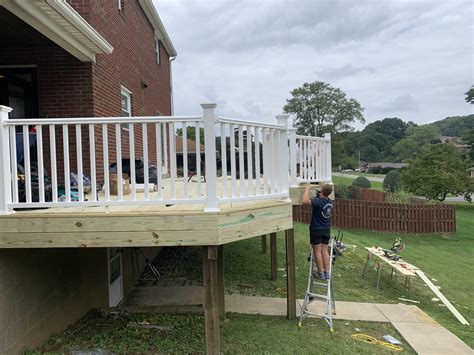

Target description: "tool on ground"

left=134, top=247, right=162, bottom=284
left=351, top=333, right=403, bottom=351
left=362, top=245, right=470, bottom=325
left=298, top=236, right=336, bottom=331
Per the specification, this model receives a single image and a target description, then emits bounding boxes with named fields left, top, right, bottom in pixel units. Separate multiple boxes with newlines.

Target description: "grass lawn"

left=28, top=311, right=414, bottom=354
left=27, top=204, right=473, bottom=353
left=332, top=175, right=384, bottom=190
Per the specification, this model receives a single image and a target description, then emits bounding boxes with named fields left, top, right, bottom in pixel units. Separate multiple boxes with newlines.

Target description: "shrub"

left=334, top=184, right=351, bottom=199
left=383, top=170, right=401, bottom=192
left=352, top=176, right=371, bottom=188
left=385, top=190, right=411, bottom=203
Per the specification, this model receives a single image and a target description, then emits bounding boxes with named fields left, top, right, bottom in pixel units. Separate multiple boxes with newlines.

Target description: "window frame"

left=120, top=85, right=132, bottom=130
left=155, top=39, right=161, bottom=65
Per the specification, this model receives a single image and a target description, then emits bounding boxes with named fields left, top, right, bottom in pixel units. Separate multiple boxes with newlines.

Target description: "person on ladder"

left=303, top=184, right=334, bottom=280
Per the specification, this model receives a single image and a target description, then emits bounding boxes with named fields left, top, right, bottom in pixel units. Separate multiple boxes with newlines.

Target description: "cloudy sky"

left=154, top=0, right=473, bottom=129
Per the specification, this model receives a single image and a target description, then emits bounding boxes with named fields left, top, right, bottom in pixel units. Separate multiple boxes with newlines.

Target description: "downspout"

left=169, top=56, right=176, bottom=115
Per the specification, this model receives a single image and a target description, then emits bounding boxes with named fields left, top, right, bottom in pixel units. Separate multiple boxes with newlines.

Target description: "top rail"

left=4, top=116, right=203, bottom=126
left=217, top=116, right=284, bottom=130
left=0, top=104, right=332, bottom=214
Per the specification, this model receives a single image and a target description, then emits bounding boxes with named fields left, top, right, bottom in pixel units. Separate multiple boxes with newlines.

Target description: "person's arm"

left=303, top=186, right=312, bottom=206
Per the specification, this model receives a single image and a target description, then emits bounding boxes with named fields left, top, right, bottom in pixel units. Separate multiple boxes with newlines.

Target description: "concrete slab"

left=226, top=295, right=287, bottom=316
left=375, top=303, right=437, bottom=324
left=226, top=295, right=389, bottom=322
left=391, top=322, right=474, bottom=355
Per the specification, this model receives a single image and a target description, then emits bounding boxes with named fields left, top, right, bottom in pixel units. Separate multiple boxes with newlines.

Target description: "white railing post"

left=202, top=103, right=219, bottom=212
left=324, top=133, right=332, bottom=181
left=276, top=114, right=290, bottom=193
left=0, top=106, right=13, bottom=214
left=288, top=126, right=297, bottom=187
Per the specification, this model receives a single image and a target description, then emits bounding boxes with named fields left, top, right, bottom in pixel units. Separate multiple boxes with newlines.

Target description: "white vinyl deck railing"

left=0, top=104, right=331, bottom=214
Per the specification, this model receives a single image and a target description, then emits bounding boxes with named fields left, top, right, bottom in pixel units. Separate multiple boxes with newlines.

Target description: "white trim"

left=0, top=0, right=113, bottom=62
left=137, top=0, right=177, bottom=57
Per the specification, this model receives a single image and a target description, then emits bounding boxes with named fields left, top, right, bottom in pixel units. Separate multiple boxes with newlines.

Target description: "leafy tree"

left=177, top=126, right=205, bottom=143
left=430, top=114, right=474, bottom=136
left=383, top=170, right=401, bottom=192
left=401, top=144, right=472, bottom=202
left=462, top=128, right=474, bottom=163
left=360, top=145, right=381, bottom=162
left=392, top=125, right=440, bottom=161
left=283, top=81, right=365, bottom=136
left=352, top=176, right=371, bottom=188
left=466, top=86, right=474, bottom=104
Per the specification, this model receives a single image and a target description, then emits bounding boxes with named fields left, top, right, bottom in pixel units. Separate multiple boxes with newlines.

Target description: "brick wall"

left=86, top=0, right=172, bottom=181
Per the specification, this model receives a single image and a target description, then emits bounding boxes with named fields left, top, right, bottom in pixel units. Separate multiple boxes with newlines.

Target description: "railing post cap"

left=0, top=105, right=13, bottom=114
left=200, top=103, right=217, bottom=109
left=276, top=114, right=289, bottom=127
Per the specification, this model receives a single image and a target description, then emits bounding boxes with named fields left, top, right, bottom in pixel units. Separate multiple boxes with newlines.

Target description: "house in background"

left=0, top=0, right=176, bottom=352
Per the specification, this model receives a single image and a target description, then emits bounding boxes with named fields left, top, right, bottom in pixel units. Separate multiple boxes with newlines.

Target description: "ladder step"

left=312, top=281, right=329, bottom=288
left=308, top=292, right=329, bottom=300
left=302, top=310, right=331, bottom=319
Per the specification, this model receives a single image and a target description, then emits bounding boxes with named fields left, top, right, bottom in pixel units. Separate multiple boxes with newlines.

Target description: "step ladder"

left=298, top=237, right=336, bottom=331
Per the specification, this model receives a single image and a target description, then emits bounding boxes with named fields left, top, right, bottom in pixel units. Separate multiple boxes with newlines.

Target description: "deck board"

left=0, top=177, right=293, bottom=248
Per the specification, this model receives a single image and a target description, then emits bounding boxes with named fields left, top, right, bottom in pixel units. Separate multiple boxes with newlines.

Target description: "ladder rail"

left=298, top=236, right=336, bottom=332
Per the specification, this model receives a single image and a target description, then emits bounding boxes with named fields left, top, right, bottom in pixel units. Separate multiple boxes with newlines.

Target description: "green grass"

left=27, top=311, right=414, bottom=354
left=332, top=175, right=384, bottom=190
left=27, top=205, right=473, bottom=353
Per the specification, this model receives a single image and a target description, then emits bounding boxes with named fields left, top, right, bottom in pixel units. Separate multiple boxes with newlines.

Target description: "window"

left=155, top=39, right=161, bottom=65
left=121, top=85, right=132, bottom=130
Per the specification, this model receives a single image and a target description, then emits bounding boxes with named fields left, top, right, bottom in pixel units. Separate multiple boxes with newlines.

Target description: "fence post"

left=323, top=133, right=332, bottom=182
left=0, top=106, right=13, bottom=215
left=288, top=125, right=297, bottom=187
left=202, top=103, right=219, bottom=212
left=276, top=114, right=290, bottom=193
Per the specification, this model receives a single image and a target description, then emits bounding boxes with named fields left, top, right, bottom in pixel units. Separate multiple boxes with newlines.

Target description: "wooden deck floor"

left=0, top=177, right=293, bottom=248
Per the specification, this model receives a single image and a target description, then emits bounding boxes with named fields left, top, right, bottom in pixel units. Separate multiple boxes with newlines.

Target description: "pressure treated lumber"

left=203, top=246, right=220, bottom=354
left=285, top=229, right=296, bottom=320
left=0, top=200, right=292, bottom=248
left=270, top=233, right=277, bottom=281
left=217, top=245, right=225, bottom=319
left=416, top=270, right=469, bottom=325
left=261, top=235, right=267, bottom=254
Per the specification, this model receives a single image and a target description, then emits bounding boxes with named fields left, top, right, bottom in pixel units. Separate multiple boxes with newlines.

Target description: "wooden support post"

left=285, top=229, right=296, bottom=320
left=270, top=232, right=277, bottom=281
left=202, top=246, right=220, bottom=354
left=217, top=245, right=225, bottom=319
left=261, top=235, right=267, bottom=254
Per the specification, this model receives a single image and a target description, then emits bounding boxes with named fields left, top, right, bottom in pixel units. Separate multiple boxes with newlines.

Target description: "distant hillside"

left=428, top=114, right=474, bottom=136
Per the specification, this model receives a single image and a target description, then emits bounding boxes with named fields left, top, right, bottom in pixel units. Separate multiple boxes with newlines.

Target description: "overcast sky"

left=154, top=0, right=473, bottom=129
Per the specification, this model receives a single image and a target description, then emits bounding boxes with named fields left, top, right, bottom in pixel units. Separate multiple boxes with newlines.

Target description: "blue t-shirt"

left=310, top=197, right=334, bottom=232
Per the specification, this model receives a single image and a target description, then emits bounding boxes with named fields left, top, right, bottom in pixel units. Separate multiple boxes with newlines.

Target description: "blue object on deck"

left=16, top=132, right=37, bottom=163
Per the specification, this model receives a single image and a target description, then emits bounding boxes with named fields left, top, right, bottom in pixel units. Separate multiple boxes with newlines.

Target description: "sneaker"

left=312, top=271, right=325, bottom=280
left=324, top=271, right=331, bottom=280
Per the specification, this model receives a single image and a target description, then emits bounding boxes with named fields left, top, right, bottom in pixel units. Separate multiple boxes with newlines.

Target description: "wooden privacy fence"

left=349, top=186, right=386, bottom=202
left=293, top=199, right=456, bottom=234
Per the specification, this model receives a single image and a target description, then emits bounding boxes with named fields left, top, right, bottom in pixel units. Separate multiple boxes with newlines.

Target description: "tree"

left=177, top=126, right=205, bottom=143
left=401, top=144, right=472, bottom=202
left=465, top=86, right=474, bottom=104
left=462, top=128, right=474, bottom=163
left=392, top=125, right=440, bottom=161
left=383, top=170, right=401, bottom=192
left=283, top=81, right=365, bottom=136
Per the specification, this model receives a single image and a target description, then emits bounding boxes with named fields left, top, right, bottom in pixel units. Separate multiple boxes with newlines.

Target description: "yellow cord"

left=351, top=333, right=403, bottom=352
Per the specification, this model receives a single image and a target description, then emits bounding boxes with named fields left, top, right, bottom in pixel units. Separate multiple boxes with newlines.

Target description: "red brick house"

left=0, top=0, right=176, bottom=352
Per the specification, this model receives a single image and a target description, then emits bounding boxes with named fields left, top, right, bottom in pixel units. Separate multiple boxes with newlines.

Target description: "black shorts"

left=310, top=229, right=330, bottom=245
